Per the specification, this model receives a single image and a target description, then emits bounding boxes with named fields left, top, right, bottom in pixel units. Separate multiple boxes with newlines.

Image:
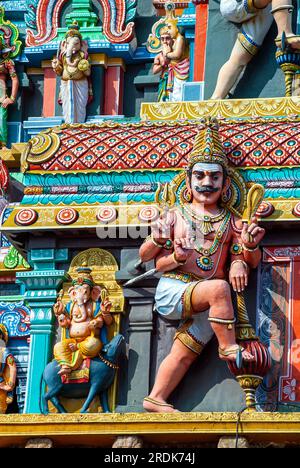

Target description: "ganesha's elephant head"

left=68, top=284, right=102, bottom=322
left=60, top=34, right=89, bottom=60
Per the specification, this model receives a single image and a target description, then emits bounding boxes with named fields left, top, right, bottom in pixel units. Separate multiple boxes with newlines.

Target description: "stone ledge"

left=0, top=413, right=299, bottom=447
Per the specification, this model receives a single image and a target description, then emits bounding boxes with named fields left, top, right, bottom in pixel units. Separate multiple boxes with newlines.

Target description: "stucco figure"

left=140, top=119, right=266, bottom=413
left=150, top=3, right=189, bottom=102
left=53, top=266, right=113, bottom=377
left=0, top=324, right=17, bottom=414
left=212, top=0, right=300, bottom=99
left=52, top=21, right=92, bottom=124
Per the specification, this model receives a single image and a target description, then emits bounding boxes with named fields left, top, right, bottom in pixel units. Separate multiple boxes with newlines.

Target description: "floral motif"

left=56, top=208, right=79, bottom=225
left=96, top=207, right=117, bottom=224
left=15, top=209, right=38, bottom=226
left=138, top=206, right=160, bottom=223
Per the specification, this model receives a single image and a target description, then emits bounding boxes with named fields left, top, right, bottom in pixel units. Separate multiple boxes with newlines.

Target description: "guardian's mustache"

left=194, top=185, right=220, bottom=194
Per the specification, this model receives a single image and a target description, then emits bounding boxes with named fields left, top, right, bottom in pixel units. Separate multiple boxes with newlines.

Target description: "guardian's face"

left=190, top=163, right=224, bottom=206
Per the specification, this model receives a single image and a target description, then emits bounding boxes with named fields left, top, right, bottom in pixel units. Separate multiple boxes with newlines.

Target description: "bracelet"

left=243, top=244, right=260, bottom=252
left=10, top=96, right=15, bottom=102
left=231, top=260, right=249, bottom=271
left=172, top=252, right=187, bottom=266
left=150, top=236, right=165, bottom=248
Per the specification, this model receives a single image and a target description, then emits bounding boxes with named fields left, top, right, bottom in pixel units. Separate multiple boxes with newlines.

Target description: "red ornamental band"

left=293, top=202, right=300, bottom=218
left=96, top=206, right=117, bottom=224
left=15, top=209, right=38, bottom=226
left=56, top=208, right=79, bottom=225
left=138, top=206, right=160, bottom=223
left=256, top=201, right=275, bottom=218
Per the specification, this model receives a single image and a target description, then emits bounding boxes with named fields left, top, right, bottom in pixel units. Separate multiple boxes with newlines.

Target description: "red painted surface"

left=264, top=247, right=300, bottom=403
left=28, top=120, right=300, bottom=171
left=104, top=66, right=124, bottom=116
left=194, top=3, right=209, bottom=82
left=0, top=160, right=9, bottom=192
left=43, top=67, right=57, bottom=118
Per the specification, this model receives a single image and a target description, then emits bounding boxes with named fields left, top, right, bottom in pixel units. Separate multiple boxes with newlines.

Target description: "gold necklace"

left=183, top=206, right=227, bottom=236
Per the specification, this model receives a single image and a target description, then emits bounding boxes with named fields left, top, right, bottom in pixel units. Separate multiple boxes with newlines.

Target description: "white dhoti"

left=170, top=77, right=185, bottom=102
left=220, top=0, right=273, bottom=55
left=60, top=78, right=89, bottom=124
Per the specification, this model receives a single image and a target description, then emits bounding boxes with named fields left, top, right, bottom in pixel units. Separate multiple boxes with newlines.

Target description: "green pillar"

left=17, top=249, right=69, bottom=414
left=66, top=0, right=98, bottom=28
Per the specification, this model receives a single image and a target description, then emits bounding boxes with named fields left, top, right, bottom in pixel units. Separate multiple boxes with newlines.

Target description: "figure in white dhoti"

left=52, top=22, right=92, bottom=124
left=211, top=0, right=300, bottom=99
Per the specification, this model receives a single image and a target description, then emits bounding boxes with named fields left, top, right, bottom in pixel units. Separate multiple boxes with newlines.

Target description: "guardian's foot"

left=58, top=365, right=72, bottom=376
left=219, top=345, right=255, bottom=368
left=143, top=397, right=180, bottom=413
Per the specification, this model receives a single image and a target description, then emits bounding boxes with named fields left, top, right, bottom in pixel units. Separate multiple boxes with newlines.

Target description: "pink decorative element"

left=256, top=201, right=275, bottom=218
left=26, top=0, right=135, bottom=47
left=0, top=160, right=9, bottom=192
left=282, top=378, right=297, bottom=402
left=96, top=206, right=117, bottom=224
left=26, top=0, right=67, bottom=46
left=56, top=208, right=79, bottom=225
left=15, top=209, right=38, bottom=226
left=293, top=202, right=300, bottom=218
left=138, top=206, right=160, bottom=223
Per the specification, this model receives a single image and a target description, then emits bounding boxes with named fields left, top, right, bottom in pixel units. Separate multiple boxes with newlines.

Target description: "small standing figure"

left=150, top=3, right=189, bottom=102
left=53, top=266, right=113, bottom=377
left=52, top=21, right=92, bottom=124
left=0, top=324, right=17, bottom=414
left=0, top=5, right=21, bottom=150
left=211, top=0, right=300, bottom=99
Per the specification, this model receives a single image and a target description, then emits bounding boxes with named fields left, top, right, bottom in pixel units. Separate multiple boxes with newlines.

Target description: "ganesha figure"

left=53, top=266, right=113, bottom=377
left=151, top=5, right=189, bottom=102
left=0, top=325, right=17, bottom=413
left=52, top=21, right=92, bottom=124
left=212, top=0, right=300, bottom=99
left=140, top=119, right=266, bottom=413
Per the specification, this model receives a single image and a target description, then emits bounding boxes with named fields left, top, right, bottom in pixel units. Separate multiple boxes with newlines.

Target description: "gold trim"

left=2, top=197, right=300, bottom=233
left=238, top=32, right=259, bottom=56
left=175, top=322, right=204, bottom=355
left=0, top=413, right=299, bottom=446
left=140, top=97, right=300, bottom=121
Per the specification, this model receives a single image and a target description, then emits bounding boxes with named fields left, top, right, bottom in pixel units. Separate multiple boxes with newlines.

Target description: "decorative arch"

left=25, top=0, right=136, bottom=46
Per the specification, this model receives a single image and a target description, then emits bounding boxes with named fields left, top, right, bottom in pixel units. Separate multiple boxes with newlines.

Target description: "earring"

left=185, top=189, right=192, bottom=203
left=222, top=190, right=230, bottom=203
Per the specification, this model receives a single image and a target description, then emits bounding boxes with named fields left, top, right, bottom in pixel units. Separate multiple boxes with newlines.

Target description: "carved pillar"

left=42, top=62, right=57, bottom=118
left=17, top=248, right=69, bottom=414
left=192, top=1, right=209, bottom=82
left=104, top=59, right=125, bottom=116
left=123, top=290, right=154, bottom=412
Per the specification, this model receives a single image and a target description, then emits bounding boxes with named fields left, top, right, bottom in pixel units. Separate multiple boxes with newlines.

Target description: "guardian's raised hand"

left=151, top=210, right=174, bottom=245
left=241, top=216, right=265, bottom=249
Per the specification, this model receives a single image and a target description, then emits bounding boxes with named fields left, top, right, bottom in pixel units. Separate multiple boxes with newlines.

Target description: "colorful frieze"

left=0, top=302, right=30, bottom=339
left=20, top=117, right=300, bottom=173
left=25, top=0, right=137, bottom=47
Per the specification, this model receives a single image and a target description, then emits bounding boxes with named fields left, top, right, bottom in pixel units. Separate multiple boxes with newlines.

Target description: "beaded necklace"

left=183, top=206, right=227, bottom=236
left=183, top=209, right=231, bottom=271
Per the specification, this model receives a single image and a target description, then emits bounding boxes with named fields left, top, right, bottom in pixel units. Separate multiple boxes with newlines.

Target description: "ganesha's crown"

left=65, top=21, right=82, bottom=40
left=188, top=117, right=229, bottom=172
left=72, top=265, right=95, bottom=288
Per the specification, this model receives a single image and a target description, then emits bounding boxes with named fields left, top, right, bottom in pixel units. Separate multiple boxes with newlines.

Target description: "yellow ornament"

left=78, top=59, right=90, bottom=72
